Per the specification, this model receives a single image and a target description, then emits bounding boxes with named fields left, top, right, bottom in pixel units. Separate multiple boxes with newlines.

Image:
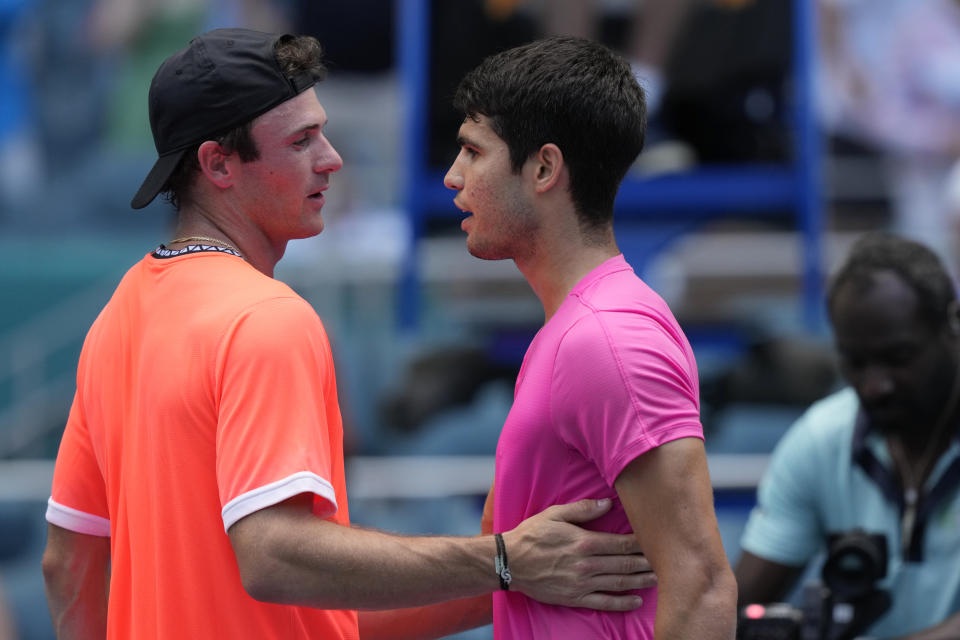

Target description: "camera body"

left=737, top=529, right=891, bottom=640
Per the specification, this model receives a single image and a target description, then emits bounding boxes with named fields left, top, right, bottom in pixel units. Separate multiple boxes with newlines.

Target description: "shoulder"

left=170, top=260, right=326, bottom=350
left=550, top=301, right=699, bottom=414
left=219, top=259, right=303, bottom=299
left=576, top=262, right=670, bottom=314
left=578, top=267, right=689, bottom=344
left=789, top=388, right=859, bottom=441
left=770, top=388, right=859, bottom=467
left=556, top=298, right=694, bottom=381
left=188, top=259, right=316, bottom=323
left=228, top=295, right=327, bottom=348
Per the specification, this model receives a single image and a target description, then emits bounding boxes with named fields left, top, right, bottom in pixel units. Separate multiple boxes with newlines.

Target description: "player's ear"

left=533, top=143, right=564, bottom=194
left=197, top=140, right=235, bottom=188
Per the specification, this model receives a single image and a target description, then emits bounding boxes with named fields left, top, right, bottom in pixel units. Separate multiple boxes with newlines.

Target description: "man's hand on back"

left=504, top=498, right=656, bottom=611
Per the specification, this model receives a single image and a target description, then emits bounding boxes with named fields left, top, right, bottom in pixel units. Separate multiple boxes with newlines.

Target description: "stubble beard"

left=467, top=202, right=539, bottom=262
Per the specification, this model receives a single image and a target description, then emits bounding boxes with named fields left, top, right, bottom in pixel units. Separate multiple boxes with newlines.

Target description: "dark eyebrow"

left=456, top=134, right=480, bottom=149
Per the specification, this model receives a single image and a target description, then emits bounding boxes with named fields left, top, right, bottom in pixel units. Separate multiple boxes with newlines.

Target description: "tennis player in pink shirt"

left=444, top=36, right=738, bottom=638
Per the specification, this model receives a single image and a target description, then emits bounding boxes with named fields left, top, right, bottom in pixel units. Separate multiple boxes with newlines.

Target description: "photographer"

left=734, top=233, right=960, bottom=639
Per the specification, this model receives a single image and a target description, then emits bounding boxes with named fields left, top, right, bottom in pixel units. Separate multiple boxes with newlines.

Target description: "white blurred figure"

left=819, top=0, right=960, bottom=271
left=945, top=158, right=960, bottom=274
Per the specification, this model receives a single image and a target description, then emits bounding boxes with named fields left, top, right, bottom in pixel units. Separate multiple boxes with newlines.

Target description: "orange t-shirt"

left=47, top=250, right=358, bottom=639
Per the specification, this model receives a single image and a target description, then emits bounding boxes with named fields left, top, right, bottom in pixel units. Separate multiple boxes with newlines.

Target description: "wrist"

left=494, top=533, right=511, bottom=590
left=497, top=528, right=530, bottom=593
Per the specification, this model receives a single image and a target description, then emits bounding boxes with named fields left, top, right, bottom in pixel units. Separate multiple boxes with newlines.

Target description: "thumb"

left=549, top=498, right=613, bottom=523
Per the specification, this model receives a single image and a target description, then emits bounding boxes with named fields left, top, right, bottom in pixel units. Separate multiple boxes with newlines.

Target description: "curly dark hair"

left=827, top=232, right=957, bottom=331
left=453, top=35, right=646, bottom=232
left=163, top=35, right=326, bottom=210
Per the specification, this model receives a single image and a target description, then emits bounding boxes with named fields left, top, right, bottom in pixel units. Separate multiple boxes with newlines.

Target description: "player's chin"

left=301, top=211, right=325, bottom=236
left=466, top=236, right=494, bottom=260
left=289, top=222, right=324, bottom=241
left=467, top=242, right=510, bottom=261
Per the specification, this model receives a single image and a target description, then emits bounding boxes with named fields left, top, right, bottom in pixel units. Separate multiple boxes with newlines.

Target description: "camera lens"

left=821, top=530, right=887, bottom=600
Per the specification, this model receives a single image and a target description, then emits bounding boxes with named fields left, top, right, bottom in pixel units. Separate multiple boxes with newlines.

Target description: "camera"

left=737, top=530, right=892, bottom=640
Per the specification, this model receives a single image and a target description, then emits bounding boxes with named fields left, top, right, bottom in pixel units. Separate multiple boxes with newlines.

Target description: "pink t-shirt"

left=493, top=254, right=703, bottom=639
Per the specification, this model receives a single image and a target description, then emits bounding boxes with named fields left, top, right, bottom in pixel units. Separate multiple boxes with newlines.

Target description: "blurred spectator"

left=284, top=0, right=401, bottom=215
left=86, top=0, right=288, bottom=152
left=377, top=345, right=517, bottom=455
left=523, top=0, right=696, bottom=117
left=659, top=0, right=792, bottom=164
left=87, top=0, right=206, bottom=157
left=7, top=0, right=291, bottom=230
left=426, top=0, right=702, bottom=172
left=819, top=0, right=960, bottom=273
left=511, top=0, right=795, bottom=166
left=427, top=0, right=536, bottom=169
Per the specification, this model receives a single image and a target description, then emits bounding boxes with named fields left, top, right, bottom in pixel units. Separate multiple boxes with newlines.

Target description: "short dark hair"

left=163, top=35, right=326, bottom=210
left=453, top=35, right=646, bottom=231
left=827, top=232, right=957, bottom=331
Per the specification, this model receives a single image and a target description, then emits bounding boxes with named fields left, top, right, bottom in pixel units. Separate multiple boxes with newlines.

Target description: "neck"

left=516, top=231, right=619, bottom=323
left=176, top=203, right=286, bottom=278
left=889, top=431, right=952, bottom=496
left=888, top=371, right=960, bottom=485
left=894, top=428, right=952, bottom=462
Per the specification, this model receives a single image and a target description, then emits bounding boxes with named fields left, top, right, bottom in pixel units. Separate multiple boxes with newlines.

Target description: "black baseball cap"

left=131, top=28, right=319, bottom=209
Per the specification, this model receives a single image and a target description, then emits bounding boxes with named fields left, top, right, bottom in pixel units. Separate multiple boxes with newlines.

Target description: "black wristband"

left=494, top=533, right=511, bottom=590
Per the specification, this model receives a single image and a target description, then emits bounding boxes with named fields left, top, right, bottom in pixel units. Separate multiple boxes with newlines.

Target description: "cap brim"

left=131, top=150, right=186, bottom=209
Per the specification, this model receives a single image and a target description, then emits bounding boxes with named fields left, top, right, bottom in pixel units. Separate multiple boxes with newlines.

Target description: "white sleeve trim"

left=221, top=471, right=338, bottom=533
left=46, top=498, right=111, bottom=537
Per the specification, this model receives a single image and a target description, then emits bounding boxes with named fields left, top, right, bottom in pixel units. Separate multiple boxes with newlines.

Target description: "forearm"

left=42, top=528, right=110, bottom=639
left=615, top=440, right=739, bottom=640
left=734, top=551, right=804, bottom=609
left=46, top=586, right=108, bottom=640
left=358, top=594, right=492, bottom=640
left=896, top=611, right=960, bottom=640
left=232, top=495, right=652, bottom=612
left=654, top=566, right=738, bottom=640
left=254, top=524, right=497, bottom=609
left=233, top=502, right=497, bottom=609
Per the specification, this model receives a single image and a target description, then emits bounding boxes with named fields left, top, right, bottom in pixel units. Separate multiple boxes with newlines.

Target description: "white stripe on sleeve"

left=46, top=498, right=111, bottom=537
left=220, top=471, right=338, bottom=533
